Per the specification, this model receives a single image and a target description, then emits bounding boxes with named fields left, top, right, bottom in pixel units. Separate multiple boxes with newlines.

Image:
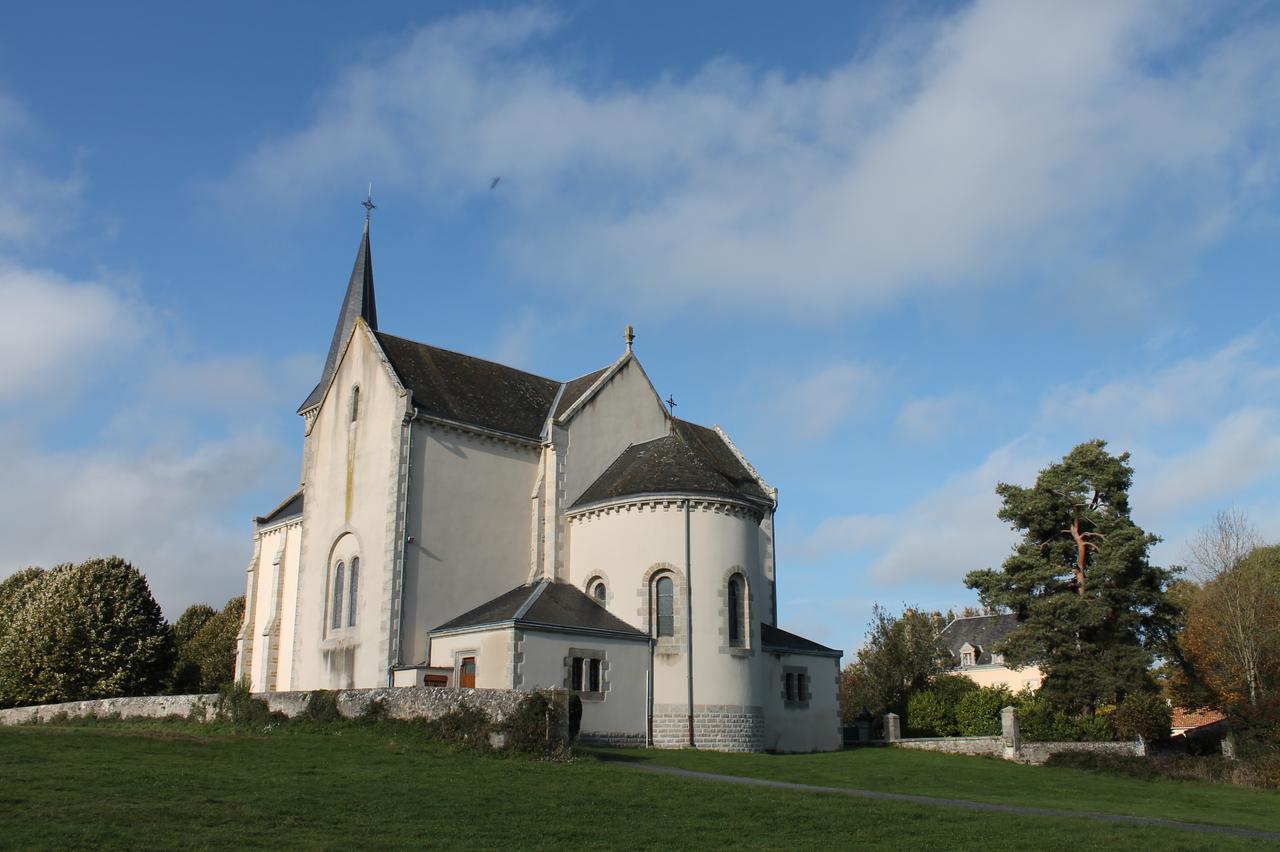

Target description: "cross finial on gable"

left=624, top=324, right=635, bottom=352
left=665, top=394, right=677, bottom=413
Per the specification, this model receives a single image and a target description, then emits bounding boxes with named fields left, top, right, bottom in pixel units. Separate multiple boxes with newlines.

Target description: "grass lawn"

left=587, top=744, right=1280, bottom=835
left=0, top=721, right=1274, bottom=850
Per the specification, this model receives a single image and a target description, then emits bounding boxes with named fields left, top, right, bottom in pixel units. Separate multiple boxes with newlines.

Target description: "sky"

left=1, top=0, right=1279, bottom=655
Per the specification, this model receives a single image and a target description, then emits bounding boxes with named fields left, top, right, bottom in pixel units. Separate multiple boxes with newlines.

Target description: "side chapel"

left=235, top=212, right=842, bottom=751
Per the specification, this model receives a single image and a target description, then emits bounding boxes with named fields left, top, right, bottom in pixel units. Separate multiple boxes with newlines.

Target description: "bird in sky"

left=490, top=177, right=501, bottom=190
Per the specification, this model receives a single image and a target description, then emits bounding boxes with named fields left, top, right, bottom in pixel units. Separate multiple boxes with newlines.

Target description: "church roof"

left=572, top=418, right=772, bottom=508
left=760, top=623, right=842, bottom=658
left=939, top=613, right=1020, bottom=664
left=255, top=489, right=304, bottom=527
left=431, top=579, right=648, bottom=640
left=299, top=220, right=378, bottom=412
left=375, top=332, right=562, bottom=440
left=555, top=366, right=611, bottom=420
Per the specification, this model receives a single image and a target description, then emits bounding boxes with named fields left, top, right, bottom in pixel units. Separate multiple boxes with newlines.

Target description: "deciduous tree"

left=0, top=557, right=173, bottom=707
left=840, top=604, right=948, bottom=721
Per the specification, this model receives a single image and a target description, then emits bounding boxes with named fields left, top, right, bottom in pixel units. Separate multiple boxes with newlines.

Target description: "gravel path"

left=610, top=760, right=1280, bottom=842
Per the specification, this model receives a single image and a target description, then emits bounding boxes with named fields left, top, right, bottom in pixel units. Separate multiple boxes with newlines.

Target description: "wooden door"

left=460, top=657, right=476, bottom=689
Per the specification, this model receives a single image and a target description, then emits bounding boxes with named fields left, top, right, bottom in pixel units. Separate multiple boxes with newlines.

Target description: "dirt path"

left=613, top=760, right=1280, bottom=842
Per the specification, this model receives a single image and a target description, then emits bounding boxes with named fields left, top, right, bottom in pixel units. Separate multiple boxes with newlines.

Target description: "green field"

left=2, top=721, right=1277, bottom=850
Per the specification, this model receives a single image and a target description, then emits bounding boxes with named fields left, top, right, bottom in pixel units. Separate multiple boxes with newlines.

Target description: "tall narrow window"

left=655, top=576, right=674, bottom=637
left=588, top=658, right=601, bottom=692
left=727, top=574, right=745, bottom=647
left=590, top=579, right=607, bottom=604
left=347, top=557, right=360, bottom=627
left=350, top=386, right=360, bottom=422
left=331, top=561, right=345, bottom=630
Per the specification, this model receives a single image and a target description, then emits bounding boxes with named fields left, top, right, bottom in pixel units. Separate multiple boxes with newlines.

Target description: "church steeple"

left=298, top=199, right=379, bottom=413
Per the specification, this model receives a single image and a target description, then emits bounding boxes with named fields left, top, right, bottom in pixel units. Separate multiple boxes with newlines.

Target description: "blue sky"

left=1, top=1, right=1278, bottom=654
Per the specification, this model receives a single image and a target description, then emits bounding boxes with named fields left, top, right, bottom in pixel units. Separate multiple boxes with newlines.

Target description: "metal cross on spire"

left=362, top=184, right=376, bottom=220
left=665, top=394, right=678, bottom=414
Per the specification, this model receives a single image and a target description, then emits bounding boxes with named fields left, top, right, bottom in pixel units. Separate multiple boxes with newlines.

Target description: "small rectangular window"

left=796, top=673, right=806, bottom=700
left=571, top=657, right=584, bottom=691
left=588, top=658, right=601, bottom=692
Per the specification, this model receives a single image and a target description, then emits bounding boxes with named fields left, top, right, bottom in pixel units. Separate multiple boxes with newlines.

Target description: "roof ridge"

left=512, top=579, right=550, bottom=620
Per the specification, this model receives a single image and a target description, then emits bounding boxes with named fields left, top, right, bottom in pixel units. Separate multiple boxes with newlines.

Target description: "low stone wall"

left=892, top=736, right=1003, bottom=758
left=1017, top=739, right=1146, bottom=766
left=0, top=694, right=216, bottom=725
left=877, top=708, right=1146, bottom=765
left=0, top=686, right=540, bottom=727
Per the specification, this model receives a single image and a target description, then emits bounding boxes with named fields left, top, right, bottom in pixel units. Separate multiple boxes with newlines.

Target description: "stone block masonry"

left=651, top=703, right=766, bottom=752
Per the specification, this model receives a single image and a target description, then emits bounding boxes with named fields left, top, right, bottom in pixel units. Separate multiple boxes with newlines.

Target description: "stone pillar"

left=1000, top=705, right=1020, bottom=760
left=884, top=712, right=900, bottom=742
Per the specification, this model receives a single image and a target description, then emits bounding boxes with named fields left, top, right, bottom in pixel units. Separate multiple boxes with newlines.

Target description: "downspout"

left=647, top=637, right=655, bottom=747
left=387, top=404, right=417, bottom=687
left=685, top=498, right=695, bottom=748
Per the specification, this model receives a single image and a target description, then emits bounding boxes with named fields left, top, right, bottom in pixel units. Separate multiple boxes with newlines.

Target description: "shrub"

left=956, top=686, right=1013, bottom=736
left=215, top=682, right=277, bottom=727
left=180, top=597, right=246, bottom=693
left=423, top=705, right=492, bottom=747
left=1111, top=691, right=1172, bottom=743
left=302, top=690, right=342, bottom=724
left=904, top=674, right=979, bottom=736
left=1016, top=693, right=1115, bottom=742
left=906, top=690, right=952, bottom=737
left=501, top=692, right=572, bottom=757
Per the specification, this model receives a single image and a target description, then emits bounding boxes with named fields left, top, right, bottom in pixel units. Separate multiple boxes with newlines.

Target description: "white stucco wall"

left=516, top=630, right=649, bottom=740
left=559, top=359, right=669, bottom=507
left=428, top=627, right=516, bottom=689
left=243, top=520, right=303, bottom=692
left=289, top=323, right=408, bottom=691
left=567, top=499, right=787, bottom=748
left=762, top=651, right=842, bottom=752
left=399, top=423, right=540, bottom=666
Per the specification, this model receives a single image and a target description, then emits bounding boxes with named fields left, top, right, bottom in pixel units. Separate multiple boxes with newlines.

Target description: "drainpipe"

left=387, top=404, right=417, bottom=687
left=685, top=498, right=695, bottom=748
left=647, top=637, right=655, bottom=747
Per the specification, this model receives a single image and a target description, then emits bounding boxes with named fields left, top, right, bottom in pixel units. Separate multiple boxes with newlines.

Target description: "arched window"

left=654, top=575, right=674, bottom=637
left=347, top=557, right=360, bottom=627
left=589, top=578, right=607, bottom=604
left=350, top=386, right=360, bottom=422
left=727, top=573, right=746, bottom=647
left=331, top=561, right=345, bottom=630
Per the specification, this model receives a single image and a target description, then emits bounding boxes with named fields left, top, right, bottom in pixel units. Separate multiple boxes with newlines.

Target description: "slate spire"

left=298, top=207, right=379, bottom=413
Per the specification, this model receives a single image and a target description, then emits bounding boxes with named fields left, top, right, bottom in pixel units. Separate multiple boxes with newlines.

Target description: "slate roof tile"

left=431, top=580, right=647, bottom=639
left=939, top=613, right=1020, bottom=665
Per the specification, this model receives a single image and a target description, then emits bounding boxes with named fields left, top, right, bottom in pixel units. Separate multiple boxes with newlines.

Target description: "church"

left=234, top=211, right=842, bottom=752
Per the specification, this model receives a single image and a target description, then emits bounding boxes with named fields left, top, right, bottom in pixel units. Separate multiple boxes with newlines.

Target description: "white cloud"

left=0, top=263, right=144, bottom=403
left=778, top=361, right=879, bottom=442
left=0, top=91, right=83, bottom=246
left=895, top=391, right=968, bottom=444
left=217, top=1, right=1280, bottom=319
left=0, top=427, right=284, bottom=617
left=1039, top=334, right=1276, bottom=436
left=804, top=440, right=1035, bottom=585
left=1139, top=408, right=1280, bottom=517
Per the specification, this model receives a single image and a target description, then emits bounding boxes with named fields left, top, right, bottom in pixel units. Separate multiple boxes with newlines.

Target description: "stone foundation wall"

left=891, top=736, right=1003, bottom=758
left=0, top=687, right=540, bottom=727
left=651, top=703, right=766, bottom=752
left=579, top=732, right=648, bottom=747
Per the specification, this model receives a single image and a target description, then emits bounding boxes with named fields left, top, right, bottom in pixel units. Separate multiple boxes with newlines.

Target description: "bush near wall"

left=956, top=687, right=1014, bottom=736
left=905, top=675, right=978, bottom=736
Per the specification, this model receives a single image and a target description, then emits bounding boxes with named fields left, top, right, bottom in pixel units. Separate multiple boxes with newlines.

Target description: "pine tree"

left=965, top=440, right=1178, bottom=713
